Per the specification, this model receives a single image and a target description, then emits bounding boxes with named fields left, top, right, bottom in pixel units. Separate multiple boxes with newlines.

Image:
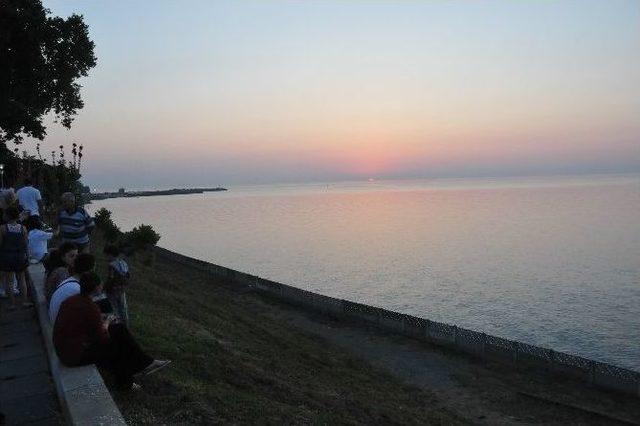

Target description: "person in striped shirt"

left=56, top=192, right=95, bottom=253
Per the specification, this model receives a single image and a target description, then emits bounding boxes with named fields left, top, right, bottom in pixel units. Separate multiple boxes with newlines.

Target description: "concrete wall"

left=154, top=246, right=640, bottom=398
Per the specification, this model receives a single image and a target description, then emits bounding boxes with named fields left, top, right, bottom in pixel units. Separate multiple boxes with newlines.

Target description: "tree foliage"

left=0, top=0, right=97, bottom=144
left=1, top=143, right=86, bottom=211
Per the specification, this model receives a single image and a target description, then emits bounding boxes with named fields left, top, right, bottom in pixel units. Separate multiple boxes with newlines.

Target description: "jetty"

left=89, top=187, right=227, bottom=201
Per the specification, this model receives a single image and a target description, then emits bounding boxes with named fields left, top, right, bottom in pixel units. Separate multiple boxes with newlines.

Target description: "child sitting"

left=26, top=215, right=53, bottom=263
left=104, top=244, right=131, bottom=326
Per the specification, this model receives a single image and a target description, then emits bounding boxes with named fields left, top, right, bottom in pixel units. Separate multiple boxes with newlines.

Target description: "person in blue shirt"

left=56, top=192, right=95, bottom=253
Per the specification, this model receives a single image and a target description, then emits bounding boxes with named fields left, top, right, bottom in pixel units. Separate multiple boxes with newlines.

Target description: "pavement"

left=0, top=298, right=61, bottom=425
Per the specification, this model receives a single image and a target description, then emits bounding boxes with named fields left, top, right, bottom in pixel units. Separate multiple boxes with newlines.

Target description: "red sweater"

left=53, top=294, right=109, bottom=366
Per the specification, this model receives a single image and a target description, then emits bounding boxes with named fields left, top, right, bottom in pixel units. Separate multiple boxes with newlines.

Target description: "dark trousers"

left=83, top=324, right=153, bottom=388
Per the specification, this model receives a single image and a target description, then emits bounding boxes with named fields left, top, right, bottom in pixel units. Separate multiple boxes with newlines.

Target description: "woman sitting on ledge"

left=53, top=271, right=171, bottom=389
left=49, top=253, right=95, bottom=323
left=44, top=242, right=78, bottom=303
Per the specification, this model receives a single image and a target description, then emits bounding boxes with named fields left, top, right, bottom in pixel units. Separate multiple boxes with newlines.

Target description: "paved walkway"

left=0, top=299, right=61, bottom=425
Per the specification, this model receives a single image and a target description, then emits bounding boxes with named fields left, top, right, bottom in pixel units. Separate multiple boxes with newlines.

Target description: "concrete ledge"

left=28, top=264, right=127, bottom=425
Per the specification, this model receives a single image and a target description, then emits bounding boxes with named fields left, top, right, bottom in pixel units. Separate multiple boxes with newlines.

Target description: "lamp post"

left=0, top=164, right=4, bottom=189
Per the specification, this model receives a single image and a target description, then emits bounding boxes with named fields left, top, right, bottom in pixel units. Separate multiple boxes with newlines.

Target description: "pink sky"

left=26, top=0, right=640, bottom=189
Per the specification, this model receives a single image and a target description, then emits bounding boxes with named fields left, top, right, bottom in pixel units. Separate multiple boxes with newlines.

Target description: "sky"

left=22, top=0, right=640, bottom=189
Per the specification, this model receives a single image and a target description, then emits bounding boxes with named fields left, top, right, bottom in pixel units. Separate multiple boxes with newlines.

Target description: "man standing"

left=16, top=177, right=43, bottom=222
left=56, top=192, right=95, bottom=253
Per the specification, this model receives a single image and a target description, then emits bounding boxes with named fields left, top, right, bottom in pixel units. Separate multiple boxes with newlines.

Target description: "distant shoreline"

left=89, top=187, right=227, bottom=200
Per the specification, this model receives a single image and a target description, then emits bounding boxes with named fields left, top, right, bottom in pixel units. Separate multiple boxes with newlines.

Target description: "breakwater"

left=89, top=187, right=226, bottom=200
left=154, top=245, right=640, bottom=398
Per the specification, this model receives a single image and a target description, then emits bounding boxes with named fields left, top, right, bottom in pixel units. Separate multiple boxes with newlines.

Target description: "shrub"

left=102, top=221, right=121, bottom=242
left=94, top=208, right=113, bottom=229
left=93, top=207, right=121, bottom=242
left=94, top=208, right=160, bottom=251
left=123, top=224, right=160, bottom=250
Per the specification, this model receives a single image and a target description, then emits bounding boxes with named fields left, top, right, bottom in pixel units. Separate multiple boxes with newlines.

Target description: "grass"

left=93, top=235, right=461, bottom=424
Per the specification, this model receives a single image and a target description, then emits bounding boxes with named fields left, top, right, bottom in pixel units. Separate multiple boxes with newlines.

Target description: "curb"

left=28, top=264, right=127, bottom=425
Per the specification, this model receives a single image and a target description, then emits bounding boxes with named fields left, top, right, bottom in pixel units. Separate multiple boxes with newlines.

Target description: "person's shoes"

left=21, top=302, right=33, bottom=309
left=137, top=360, right=171, bottom=377
left=131, top=382, right=143, bottom=391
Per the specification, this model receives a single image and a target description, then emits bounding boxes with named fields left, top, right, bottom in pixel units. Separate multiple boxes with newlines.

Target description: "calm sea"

left=90, top=174, right=640, bottom=371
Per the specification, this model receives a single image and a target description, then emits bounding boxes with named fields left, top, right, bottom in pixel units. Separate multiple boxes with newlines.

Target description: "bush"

left=123, top=224, right=160, bottom=250
left=94, top=207, right=121, bottom=242
left=94, top=208, right=113, bottom=229
left=102, top=221, right=121, bottom=242
left=94, top=208, right=160, bottom=251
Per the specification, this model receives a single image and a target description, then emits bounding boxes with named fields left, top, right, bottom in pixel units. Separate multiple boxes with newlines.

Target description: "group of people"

left=1, top=178, right=170, bottom=391
left=0, top=179, right=94, bottom=307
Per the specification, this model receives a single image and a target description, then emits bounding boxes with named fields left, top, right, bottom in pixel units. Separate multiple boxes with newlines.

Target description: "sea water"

left=90, top=174, right=640, bottom=371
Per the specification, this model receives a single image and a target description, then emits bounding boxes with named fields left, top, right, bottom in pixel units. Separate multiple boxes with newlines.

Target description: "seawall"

left=154, top=245, right=640, bottom=399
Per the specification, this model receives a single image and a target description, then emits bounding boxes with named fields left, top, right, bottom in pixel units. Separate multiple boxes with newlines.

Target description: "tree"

left=0, top=0, right=97, bottom=144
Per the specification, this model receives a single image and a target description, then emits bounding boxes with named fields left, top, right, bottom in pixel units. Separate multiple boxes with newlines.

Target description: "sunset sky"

left=28, top=0, right=640, bottom=189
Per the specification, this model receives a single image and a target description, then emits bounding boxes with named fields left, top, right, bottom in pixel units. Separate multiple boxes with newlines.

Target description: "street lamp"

left=0, top=164, right=4, bottom=189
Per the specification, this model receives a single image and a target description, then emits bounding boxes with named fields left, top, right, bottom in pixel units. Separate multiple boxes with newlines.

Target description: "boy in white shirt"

left=26, top=216, right=53, bottom=263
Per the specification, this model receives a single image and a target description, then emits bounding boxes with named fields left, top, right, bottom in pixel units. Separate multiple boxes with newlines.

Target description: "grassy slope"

left=95, top=238, right=461, bottom=424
